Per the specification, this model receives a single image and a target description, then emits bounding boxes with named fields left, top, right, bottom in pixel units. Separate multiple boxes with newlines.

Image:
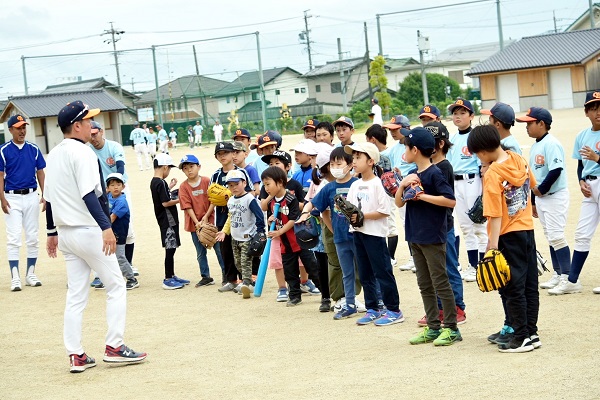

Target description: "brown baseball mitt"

left=197, top=223, right=218, bottom=249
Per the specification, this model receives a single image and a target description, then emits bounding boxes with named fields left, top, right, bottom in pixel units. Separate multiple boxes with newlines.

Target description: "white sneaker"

left=11, top=277, right=22, bottom=292
left=411, top=266, right=416, bottom=273
left=25, top=274, right=42, bottom=287
left=462, top=266, right=477, bottom=282
left=548, top=278, right=582, bottom=295
left=398, top=257, right=414, bottom=271
left=355, top=299, right=367, bottom=313
left=540, top=272, right=560, bottom=289
left=391, top=258, right=397, bottom=267
left=234, top=283, right=244, bottom=294
left=457, top=263, right=462, bottom=272
left=593, top=287, right=600, bottom=294
left=333, top=297, right=346, bottom=313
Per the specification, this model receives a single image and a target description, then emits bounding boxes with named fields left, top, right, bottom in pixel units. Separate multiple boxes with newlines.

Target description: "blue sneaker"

left=162, top=278, right=184, bottom=290
left=373, top=310, right=405, bottom=326
left=172, top=276, right=190, bottom=285
left=333, top=304, right=357, bottom=320
left=356, top=309, right=383, bottom=325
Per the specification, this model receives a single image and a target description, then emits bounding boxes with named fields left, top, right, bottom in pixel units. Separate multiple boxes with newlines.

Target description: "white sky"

left=0, top=0, right=592, bottom=98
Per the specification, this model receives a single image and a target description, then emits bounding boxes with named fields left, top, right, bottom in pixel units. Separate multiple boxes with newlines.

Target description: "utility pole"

left=338, top=38, right=347, bottom=113
left=151, top=46, right=164, bottom=126
left=376, top=14, right=383, bottom=56
left=103, top=22, right=125, bottom=102
left=417, top=30, right=430, bottom=105
left=364, top=22, right=373, bottom=100
left=496, top=0, right=504, bottom=50
left=299, top=10, right=314, bottom=71
left=590, top=0, right=595, bottom=29
left=21, top=56, right=28, bottom=95
left=192, top=45, right=209, bottom=128
left=255, top=32, right=268, bottom=131
left=553, top=10, right=558, bottom=33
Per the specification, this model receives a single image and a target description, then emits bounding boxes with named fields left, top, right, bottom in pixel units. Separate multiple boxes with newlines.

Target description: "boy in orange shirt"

left=467, top=125, right=540, bottom=353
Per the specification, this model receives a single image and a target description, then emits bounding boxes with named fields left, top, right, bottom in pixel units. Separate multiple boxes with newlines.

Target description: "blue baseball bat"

left=254, top=202, right=280, bottom=297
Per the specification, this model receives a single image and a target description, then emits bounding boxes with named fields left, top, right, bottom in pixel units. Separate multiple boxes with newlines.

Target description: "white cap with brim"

left=344, top=142, right=380, bottom=164
left=105, top=172, right=125, bottom=184
left=225, top=169, right=247, bottom=183
left=155, top=153, right=177, bottom=167
left=291, top=139, right=318, bottom=155
left=315, top=142, right=334, bottom=169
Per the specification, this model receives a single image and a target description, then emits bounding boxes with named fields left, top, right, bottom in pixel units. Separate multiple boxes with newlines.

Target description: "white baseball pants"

left=4, top=191, right=40, bottom=260
left=536, top=189, right=569, bottom=250
left=454, top=177, right=487, bottom=252
left=60, top=226, right=126, bottom=355
left=147, top=143, right=157, bottom=158
left=574, top=178, right=600, bottom=252
left=159, top=140, right=169, bottom=153
left=134, top=143, right=150, bottom=170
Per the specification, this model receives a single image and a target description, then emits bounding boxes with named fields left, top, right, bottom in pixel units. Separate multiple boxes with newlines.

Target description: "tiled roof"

left=0, top=89, right=127, bottom=120
left=137, top=75, right=229, bottom=103
left=42, top=77, right=138, bottom=99
left=468, top=28, right=600, bottom=75
left=214, top=67, right=301, bottom=97
left=303, top=58, right=367, bottom=77
left=435, top=41, right=515, bottom=63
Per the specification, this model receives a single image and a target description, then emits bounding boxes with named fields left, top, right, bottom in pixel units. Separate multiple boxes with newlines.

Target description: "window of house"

left=448, top=70, right=465, bottom=84
left=226, top=96, right=230, bottom=104
left=301, top=88, right=306, bottom=93
left=252, top=92, right=260, bottom=101
left=176, top=101, right=181, bottom=110
left=330, top=82, right=341, bottom=93
left=315, top=85, right=321, bottom=93
left=275, top=89, right=281, bottom=95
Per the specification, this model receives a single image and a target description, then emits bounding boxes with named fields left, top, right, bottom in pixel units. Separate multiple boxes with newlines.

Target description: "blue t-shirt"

left=246, top=150, right=259, bottom=167
left=501, top=135, right=522, bottom=155
left=129, top=128, right=147, bottom=145
left=89, top=140, right=128, bottom=183
left=572, top=127, right=600, bottom=178
left=243, top=163, right=261, bottom=185
left=146, top=133, right=157, bottom=144
left=531, top=133, right=567, bottom=193
left=405, top=164, right=455, bottom=244
left=108, top=192, right=130, bottom=245
left=292, top=165, right=313, bottom=192
left=0, top=141, right=46, bottom=191
left=310, top=178, right=357, bottom=244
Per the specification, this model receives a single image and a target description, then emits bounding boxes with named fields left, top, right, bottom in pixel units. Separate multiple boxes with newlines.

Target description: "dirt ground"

left=2, top=108, right=600, bottom=399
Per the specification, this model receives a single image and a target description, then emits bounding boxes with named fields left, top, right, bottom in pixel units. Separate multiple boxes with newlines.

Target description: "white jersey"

left=44, top=139, right=104, bottom=228
left=371, top=104, right=383, bottom=125
left=530, top=133, right=567, bottom=193
left=346, top=176, right=390, bottom=237
left=572, top=127, right=600, bottom=178
left=448, top=129, right=481, bottom=174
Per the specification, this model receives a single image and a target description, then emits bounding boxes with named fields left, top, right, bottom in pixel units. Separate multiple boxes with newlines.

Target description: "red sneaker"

left=103, top=344, right=147, bottom=364
left=69, top=353, right=96, bottom=373
left=456, top=307, right=467, bottom=325
left=417, top=310, right=444, bottom=327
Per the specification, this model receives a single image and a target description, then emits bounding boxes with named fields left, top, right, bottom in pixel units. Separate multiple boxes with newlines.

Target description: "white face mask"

left=330, top=167, right=348, bottom=179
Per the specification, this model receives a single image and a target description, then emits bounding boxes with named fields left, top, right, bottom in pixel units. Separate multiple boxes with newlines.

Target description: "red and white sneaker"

left=456, top=307, right=467, bottom=325
left=417, top=310, right=444, bottom=327
left=70, top=353, right=96, bottom=373
left=103, top=344, right=147, bottom=364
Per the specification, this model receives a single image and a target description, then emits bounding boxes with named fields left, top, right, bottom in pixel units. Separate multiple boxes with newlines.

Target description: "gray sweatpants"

left=116, top=244, right=134, bottom=280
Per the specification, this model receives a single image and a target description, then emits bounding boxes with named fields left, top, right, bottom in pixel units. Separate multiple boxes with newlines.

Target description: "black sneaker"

left=529, top=334, right=542, bottom=349
left=126, top=278, right=139, bottom=290
left=195, top=277, right=215, bottom=287
left=103, top=344, right=147, bottom=364
left=319, top=298, right=331, bottom=312
left=488, top=325, right=514, bottom=344
left=70, top=353, right=96, bottom=373
left=498, top=337, right=534, bottom=353
left=286, top=297, right=302, bottom=307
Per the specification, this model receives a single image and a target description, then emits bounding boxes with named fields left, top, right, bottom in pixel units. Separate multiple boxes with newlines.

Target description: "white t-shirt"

left=193, top=125, right=203, bottom=135
left=213, top=124, right=224, bottom=136
left=371, top=104, right=383, bottom=125
left=346, top=176, right=389, bottom=236
left=44, top=138, right=104, bottom=228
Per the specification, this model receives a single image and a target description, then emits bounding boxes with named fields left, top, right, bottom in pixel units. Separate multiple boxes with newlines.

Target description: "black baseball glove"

left=246, top=231, right=267, bottom=257
left=467, top=195, right=486, bottom=224
left=334, top=194, right=364, bottom=228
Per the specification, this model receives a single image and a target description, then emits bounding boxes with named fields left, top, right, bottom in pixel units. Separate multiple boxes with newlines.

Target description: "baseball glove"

left=333, top=194, right=364, bottom=228
left=402, top=182, right=424, bottom=202
left=536, top=250, right=549, bottom=276
left=381, top=171, right=402, bottom=198
left=197, top=223, right=218, bottom=249
left=467, top=195, right=486, bottom=224
left=207, top=183, right=232, bottom=207
left=246, top=231, right=267, bottom=257
left=476, top=249, right=511, bottom=292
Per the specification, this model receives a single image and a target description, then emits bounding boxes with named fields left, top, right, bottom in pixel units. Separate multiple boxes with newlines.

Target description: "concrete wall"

left=519, top=95, right=549, bottom=111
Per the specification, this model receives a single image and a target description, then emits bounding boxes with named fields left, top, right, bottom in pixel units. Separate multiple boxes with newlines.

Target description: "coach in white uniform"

left=129, top=122, right=150, bottom=171
left=45, top=100, right=145, bottom=373
left=0, top=114, right=45, bottom=291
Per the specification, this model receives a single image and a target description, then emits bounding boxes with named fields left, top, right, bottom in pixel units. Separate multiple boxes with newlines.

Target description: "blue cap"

left=233, top=128, right=251, bottom=139
left=403, top=127, right=435, bottom=151
left=383, top=115, right=410, bottom=130
left=179, top=154, right=200, bottom=169
left=7, top=114, right=28, bottom=128
left=57, top=100, right=100, bottom=129
left=584, top=90, right=600, bottom=106
left=516, top=107, right=552, bottom=125
left=258, top=130, right=282, bottom=149
left=302, top=119, right=319, bottom=130
left=333, top=116, right=354, bottom=129
left=448, top=98, right=474, bottom=114
left=419, top=105, right=441, bottom=120
left=481, top=103, right=515, bottom=126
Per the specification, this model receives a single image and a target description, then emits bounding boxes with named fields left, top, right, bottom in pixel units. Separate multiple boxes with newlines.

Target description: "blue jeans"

left=335, top=239, right=357, bottom=307
left=191, top=232, right=218, bottom=278
left=437, top=228, right=465, bottom=310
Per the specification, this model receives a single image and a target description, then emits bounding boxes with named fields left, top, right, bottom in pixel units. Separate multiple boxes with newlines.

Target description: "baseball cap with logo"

left=294, top=216, right=320, bottom=250
left=7, top=114, right=29, bottom=128
left=291, top=139, right=318, bottom=155
left=225, top=169, right=247, bottom=183
left=214, top=141, right=235, bottom=155
left=178, top=154, right=200, bottom=169
left=315, top=142, right=334, bottom=169
left=302, top=119, right=319, bottom=130
left=233, top=128, right=251, bottom=140
left=57, top=100, right=101, bottom=129
left=258, top=130, right=281, bottom=149
left=232, top=141, right=248, bottom=152
left=344, top=142, right=380, bottom=164
left=105, top=172, right=125, bottom=185
left=90, top=121, right=103, bottom=133
left=261, top=150, right=292, bottom=165
left=154, top=153, right=177, bottom=168
left=419, top=105, right=441, bottom=120
left=333, top=116, right=354, bottom=129
left=403, top=127, right=435, bottom=151
left=424, top=121, right=450, bottom=139
left=448, top=98, right=474, bottom=114
left=383, top=115, right=410, bottom=131
left=584, top=90, right=600, bottom=106
left=516, top=107, right=553, bottom=125
left=481, top=102, right=515, bottom=126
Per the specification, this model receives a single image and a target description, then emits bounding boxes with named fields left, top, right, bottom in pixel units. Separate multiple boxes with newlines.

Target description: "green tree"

left=369, top=55, right=391, bottom=116
left=349, top=99, right=371, bottom=123
left=398, top=72, right=462, bottom=110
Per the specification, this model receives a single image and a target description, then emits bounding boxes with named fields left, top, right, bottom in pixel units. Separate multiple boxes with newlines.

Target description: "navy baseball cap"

left=214, top=141, right=235, bottom=154
left=516, top=107, right=552, bottom=125
left=419, top=105, right=441, bottom=120
left=258, top=130, right=281, bottom=149
left=302, top=119, right=319, bottom=130
left=262, top=150, right=292, bottom=165
left=90, top=121, right=102, bottom=133
left=7, top=114, right=28, bottom=128
left=179, top=154, right=200, bottom=169
left=481, top=102, right=515, bottom=126
left=383, top=115, right=410, bottom=131
left=233, top=128, right=251, bottom=140
left=294, top=216, right=320, bottom=250
left=333, top=116, right=354, bottom=129
left=404, top=127, right=435, bottom=151
left=424, top=121, right=450, bottom=139
left=58, top=100, right=100, bottom=129
left=584, top=90, right=600, bottom=106
left=448, top=98, right=474, bottom=114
